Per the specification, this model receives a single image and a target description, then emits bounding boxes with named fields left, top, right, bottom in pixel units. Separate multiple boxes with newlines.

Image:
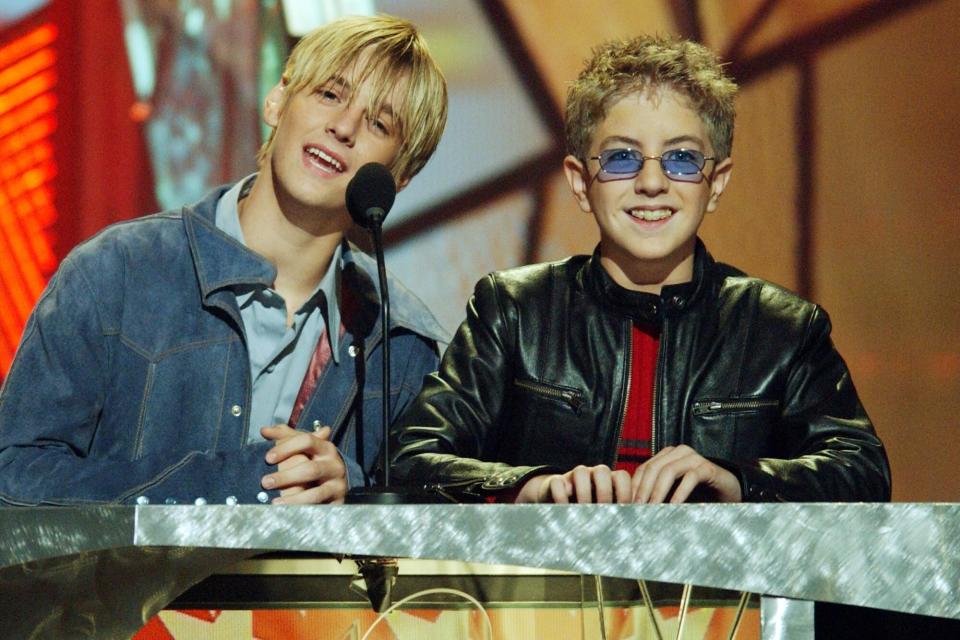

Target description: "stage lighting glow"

left=0, top=23, right=58, bottom=376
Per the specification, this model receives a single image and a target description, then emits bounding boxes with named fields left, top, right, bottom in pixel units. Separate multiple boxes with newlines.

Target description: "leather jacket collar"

left=582, top=239, right=713, bottom=324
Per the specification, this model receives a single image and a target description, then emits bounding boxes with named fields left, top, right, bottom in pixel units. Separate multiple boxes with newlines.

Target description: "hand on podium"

left=260, top=424, right=348, bottom=504
left=630, top=445, right=741, bottom=504
left=516, top=464, right=633, bottom=504
left=515, top=445, right=742, bottom=504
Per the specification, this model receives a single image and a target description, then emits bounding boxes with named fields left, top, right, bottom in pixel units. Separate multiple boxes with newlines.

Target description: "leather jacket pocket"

left=690, top=397, right=779, bottom=459
left=692, top=398, right=779, bottom=416
left=512, top=379, right=584, bottom=414
left=501, top=378, right=591, bottom=466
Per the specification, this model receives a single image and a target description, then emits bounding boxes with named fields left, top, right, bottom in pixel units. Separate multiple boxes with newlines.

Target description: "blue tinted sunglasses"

left=590, top=148, right=713, bottom=182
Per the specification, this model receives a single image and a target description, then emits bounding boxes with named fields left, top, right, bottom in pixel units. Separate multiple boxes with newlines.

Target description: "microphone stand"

left=342, top=166, right=448, bottom=614
left=346, top=212, right=447, bottom=505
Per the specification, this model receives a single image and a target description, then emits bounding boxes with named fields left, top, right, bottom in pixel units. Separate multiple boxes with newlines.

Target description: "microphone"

left=346, top=162, right=396, bottom=228
left=343, top=163, right=450, bottom=616
left=345, top=163, right=396, bottom=494
left=343, top=164, right=448, bottom=502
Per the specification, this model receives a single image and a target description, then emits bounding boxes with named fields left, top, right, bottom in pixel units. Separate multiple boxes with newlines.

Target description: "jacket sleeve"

left=730, top=306, right=891, bottom=502
left=391, top=275, right=554, bottom=501
left=0, top=255, right=281, bottom=506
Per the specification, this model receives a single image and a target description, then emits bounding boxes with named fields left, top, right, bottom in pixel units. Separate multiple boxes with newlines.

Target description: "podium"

left=1, top=503, right=958, bottom=638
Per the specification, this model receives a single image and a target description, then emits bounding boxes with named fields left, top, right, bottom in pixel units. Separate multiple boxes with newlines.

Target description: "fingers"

left=591, top=465, right=614, bottom=503
left=571, top=466, right=595, bottom=504
left=547, top=465, right=630, bottom=504
left=581, top=466, right=631, bottom=503
left=611, top=469, right=633, bottom=503
left=512, top=465, right=647, bottom=505
left=632, top=445, right=681, bottom=503
left=274, top=478, right=347, bottom=505
left=260, top=424, right=348, bottom=504
left=668, top=469, right=704, bottom=505
left=278, top=485, right=305, bottom=498
left=264, top=454, right=345, bottom=489
left=631, top=445, right=742, bottom=504
left=545, top=475, right=572, bottom=504
left=265, top=430, right=334, bottom=465
left=260, top=423, right=298, bottom=442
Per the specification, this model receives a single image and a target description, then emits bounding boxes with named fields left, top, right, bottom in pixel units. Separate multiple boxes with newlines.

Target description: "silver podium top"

left=1, top=503, right=957, bottom=636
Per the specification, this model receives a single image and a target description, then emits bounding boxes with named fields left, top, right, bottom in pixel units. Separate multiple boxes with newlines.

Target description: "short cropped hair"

left=565, top=34, right=737, bottom=163
left=257, top=14, right=448, bottom=184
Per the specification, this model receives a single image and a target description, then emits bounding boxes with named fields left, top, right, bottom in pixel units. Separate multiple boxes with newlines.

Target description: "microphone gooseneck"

left=343, top=165, right=449, bottom=509
left=345, top=163, right=396, bottom=487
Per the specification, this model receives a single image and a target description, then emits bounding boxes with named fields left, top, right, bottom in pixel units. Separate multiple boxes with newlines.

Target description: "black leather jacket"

left=392, top=242, right=891, bottom=502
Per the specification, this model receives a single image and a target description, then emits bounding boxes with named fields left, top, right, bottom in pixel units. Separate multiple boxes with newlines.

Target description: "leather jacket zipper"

left=651, top=324, right=664, bottom=456
left=513, top=379, right=583, bottom=412
left=692, top=399, right=779, bottom=416
left=611, top=323, right=633, bottom=467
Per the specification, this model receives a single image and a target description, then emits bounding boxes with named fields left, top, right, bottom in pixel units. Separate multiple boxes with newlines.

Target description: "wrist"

left=515, top=475, right=547, bottom=503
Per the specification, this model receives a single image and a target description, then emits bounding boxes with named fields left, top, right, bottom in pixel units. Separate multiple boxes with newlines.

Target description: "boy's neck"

left=599, top=249, right=695, bottom=295
left=239, top=173, right=345, bottom=298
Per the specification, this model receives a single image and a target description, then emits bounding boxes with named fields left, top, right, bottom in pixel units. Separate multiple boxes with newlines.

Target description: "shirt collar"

left=214, top=173, right=344, bottom=363
left=214, top=175, right=254, bottom=247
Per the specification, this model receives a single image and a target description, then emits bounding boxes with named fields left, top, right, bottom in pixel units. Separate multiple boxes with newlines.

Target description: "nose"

left=327, top=102, right=363, bottom=146
left=634, top=155, right=669, bottom=196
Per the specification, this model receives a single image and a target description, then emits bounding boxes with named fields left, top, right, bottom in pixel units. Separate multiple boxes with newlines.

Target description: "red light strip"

left=0, top=24, right=59, bottom=376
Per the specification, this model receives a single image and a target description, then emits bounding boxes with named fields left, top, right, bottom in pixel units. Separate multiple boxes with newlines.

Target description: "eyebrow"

left=319, top=75, right=398, bottom=121
left=322, top=75, right=350, bottom=90
left=598, top=134, right=706, bottom=149
left=378, top=104, right=396, bottom=120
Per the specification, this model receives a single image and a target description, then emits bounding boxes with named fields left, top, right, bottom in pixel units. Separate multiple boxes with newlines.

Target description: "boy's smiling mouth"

left=304, top=144, right=345, bottom=175
left=627, top=207, right=675, bottom=221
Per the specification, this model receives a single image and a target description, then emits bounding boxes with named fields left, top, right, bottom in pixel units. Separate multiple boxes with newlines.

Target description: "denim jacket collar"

left=181, top=181, right=449, bottom=346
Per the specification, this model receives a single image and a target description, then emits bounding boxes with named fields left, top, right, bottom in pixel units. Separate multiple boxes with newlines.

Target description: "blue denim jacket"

left=0, top=184, right=448, bottom=505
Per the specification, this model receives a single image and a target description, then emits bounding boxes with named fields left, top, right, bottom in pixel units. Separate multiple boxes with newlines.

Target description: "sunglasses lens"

left=599, top=149, right=642, bottom=175
left=661, top=150, right=705, bottom=181
left=596, top=149, right=709, bottom=182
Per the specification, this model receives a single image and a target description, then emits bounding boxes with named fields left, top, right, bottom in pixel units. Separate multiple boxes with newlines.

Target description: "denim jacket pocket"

left=119, top=337, right=245, bottom=460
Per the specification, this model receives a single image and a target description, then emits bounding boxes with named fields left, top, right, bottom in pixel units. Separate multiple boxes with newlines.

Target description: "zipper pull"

left=563, top=391, right=583, bottom=413
left=692, top=401, right=723, bottom=415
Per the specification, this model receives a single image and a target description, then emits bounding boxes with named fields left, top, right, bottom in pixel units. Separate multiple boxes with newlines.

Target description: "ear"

left=705, top=157, right=733, bottom=213
left=395, top=175, right=410, bottom=193
left=562, top=155, right=593, bottom=214
left=263, top=81, right=286, bottom=128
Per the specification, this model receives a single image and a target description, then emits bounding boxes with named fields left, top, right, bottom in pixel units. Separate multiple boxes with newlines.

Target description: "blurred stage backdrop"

left=0, top=0, right=957, bottom=508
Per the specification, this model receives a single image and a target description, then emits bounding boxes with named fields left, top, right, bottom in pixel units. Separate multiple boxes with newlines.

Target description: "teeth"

left=306, top=147, right=343, bottom=172
left=628, top=208, right=672, bottom=221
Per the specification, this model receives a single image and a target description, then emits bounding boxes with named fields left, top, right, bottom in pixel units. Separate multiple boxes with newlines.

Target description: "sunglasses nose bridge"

left=631, top=155, right=671, bottom=191
left=625, top=154, right=676, bottom=180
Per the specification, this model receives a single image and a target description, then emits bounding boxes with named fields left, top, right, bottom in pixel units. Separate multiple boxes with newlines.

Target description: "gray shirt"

left=214, top=176, right=342, bottom=443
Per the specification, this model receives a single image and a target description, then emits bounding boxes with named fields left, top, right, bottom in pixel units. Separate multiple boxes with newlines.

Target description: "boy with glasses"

left=0, top=15, right=448, bottom=506
left=392, top=35, right=890, bottom=504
